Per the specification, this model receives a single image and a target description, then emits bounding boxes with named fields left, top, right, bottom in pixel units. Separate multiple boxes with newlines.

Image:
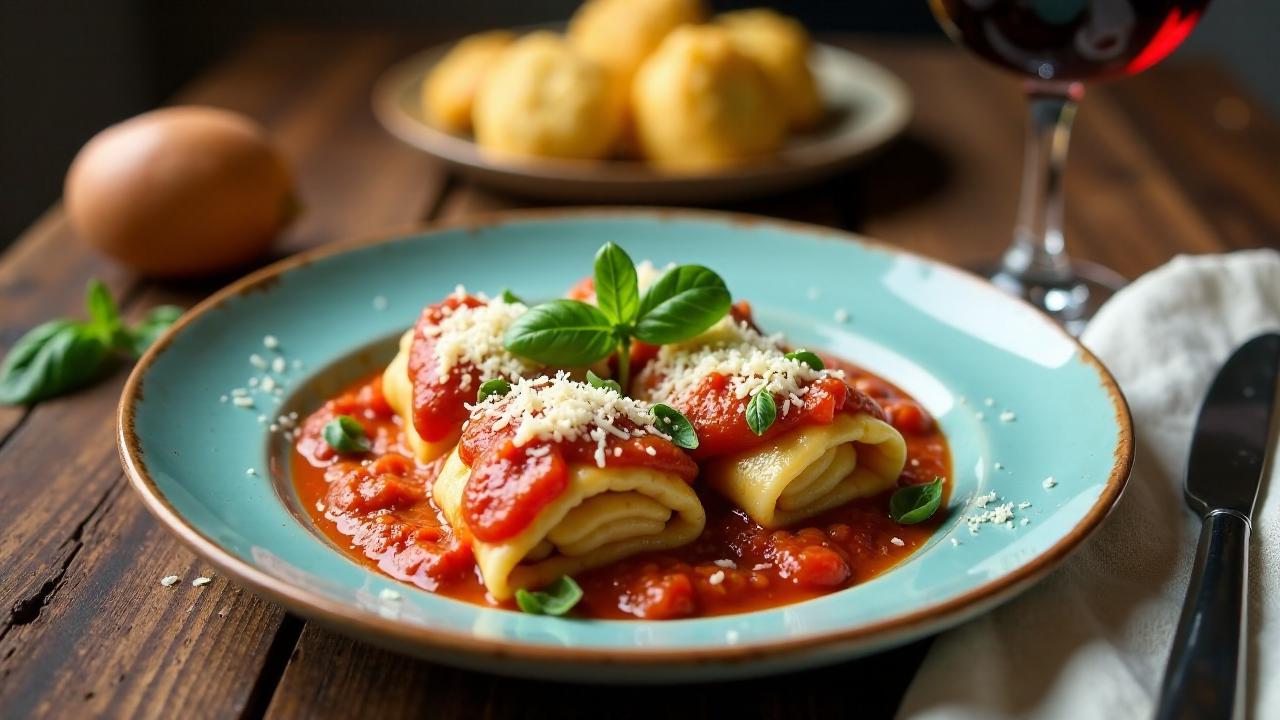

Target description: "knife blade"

left=1156, top=332, right=1280, bottom=720
left=1184, top=332, right=1280, bottom=518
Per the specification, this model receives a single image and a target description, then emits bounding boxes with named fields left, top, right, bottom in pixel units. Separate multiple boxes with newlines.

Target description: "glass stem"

left=1000, top=81, right=1084, bottom=286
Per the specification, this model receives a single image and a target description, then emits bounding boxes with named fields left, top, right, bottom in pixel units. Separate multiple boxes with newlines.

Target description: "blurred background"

left=0, top=0, right=1272, bottom=249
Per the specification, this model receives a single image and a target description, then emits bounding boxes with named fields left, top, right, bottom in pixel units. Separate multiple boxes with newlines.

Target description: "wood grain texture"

left=0, top=30, right=448, bottom=719
left=2, top=27, right=1278, bottom=720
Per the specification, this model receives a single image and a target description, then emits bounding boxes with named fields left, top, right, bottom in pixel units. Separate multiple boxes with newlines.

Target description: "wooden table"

left=2, top=28, right=1277, bottom=719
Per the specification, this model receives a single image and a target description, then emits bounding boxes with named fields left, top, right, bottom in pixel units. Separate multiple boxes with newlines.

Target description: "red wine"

left=930, top=0, right=1211, bottom=82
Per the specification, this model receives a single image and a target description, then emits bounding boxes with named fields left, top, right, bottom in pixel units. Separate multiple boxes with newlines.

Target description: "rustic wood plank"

left=0, top=29, right=450, bottom=719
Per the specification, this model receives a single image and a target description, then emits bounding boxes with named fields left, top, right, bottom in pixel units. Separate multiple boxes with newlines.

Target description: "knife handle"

left=1155, top=509, right=1250, bottom=720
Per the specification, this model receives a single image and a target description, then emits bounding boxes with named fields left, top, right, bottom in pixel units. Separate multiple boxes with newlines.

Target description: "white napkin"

left=897, top=250, right=1280, bottom=719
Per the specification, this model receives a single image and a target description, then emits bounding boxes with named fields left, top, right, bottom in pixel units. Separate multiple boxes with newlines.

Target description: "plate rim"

left=370, top=39, right=913, bottom=185
left=117, top=207, right=1134, bottom=667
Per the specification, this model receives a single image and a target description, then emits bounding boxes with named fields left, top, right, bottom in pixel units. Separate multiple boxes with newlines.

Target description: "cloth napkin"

left=897, top=250, right=1280, bottom=719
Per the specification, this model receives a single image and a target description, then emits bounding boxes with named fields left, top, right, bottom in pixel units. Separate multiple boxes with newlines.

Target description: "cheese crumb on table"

left=160, top=575, right=180, bottom=587
left=192, top=577, right=212, bottom=587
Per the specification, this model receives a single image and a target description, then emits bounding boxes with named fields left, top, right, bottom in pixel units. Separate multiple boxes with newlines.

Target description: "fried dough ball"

left=472, top=32, right=623, bottom=160
left=568, top=0, right=706, bottom=86
left=422, top=30, right=516, bottom=133
left=716, top=9, right=824, bottom=130
left=630, top=26, right=787, bottom=171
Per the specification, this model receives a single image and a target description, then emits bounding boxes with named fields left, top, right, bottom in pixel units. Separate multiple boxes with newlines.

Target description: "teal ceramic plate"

left=119, top=210, right=1132, bottom=683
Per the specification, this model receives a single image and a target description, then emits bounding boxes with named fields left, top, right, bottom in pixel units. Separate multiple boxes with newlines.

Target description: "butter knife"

left=1155, top=332, right=1280, bottom=720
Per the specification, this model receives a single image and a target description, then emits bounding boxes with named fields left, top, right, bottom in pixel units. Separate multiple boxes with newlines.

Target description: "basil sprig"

left=0, top=280, right=183, bottom=405
left=477, top=378, right=512, bottom=403
left=322, top=415, right=371, bottom=453
left=890, top=477, right=944, bottom=524
left=504, top=243, right=731, bottom=390
left=515, top=575, right=583, bottom=616
left=585, top=369, right=622, bottom=395
left=651, top=403, right=698, bottom=450
left=745, top=389, right=777, bottom=436
left=784, top=349, right=824, bottom=371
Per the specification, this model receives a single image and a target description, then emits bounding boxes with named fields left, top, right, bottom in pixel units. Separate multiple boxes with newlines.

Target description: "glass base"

left=976, top=260, right=1127, bottom=337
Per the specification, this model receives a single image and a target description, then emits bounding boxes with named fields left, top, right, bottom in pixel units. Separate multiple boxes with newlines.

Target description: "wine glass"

left=929, top=0, right=1211, bottom=334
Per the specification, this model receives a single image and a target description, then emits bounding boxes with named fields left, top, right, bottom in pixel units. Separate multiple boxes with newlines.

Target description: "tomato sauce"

left=291, top=357, right=951, bottom=619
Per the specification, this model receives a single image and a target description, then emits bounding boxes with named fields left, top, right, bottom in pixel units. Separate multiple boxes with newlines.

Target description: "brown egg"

left=65, top=106, right=296, bottom=277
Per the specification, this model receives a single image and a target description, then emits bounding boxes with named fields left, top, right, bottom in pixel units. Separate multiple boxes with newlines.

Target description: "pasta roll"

left=434, top=449, right=704, bottom=601
left=703, top=412, right=905, bottom=528
left=382, top=330, right=456, bottom=462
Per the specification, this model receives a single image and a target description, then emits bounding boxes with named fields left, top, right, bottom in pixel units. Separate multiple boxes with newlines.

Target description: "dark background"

left=0, top=0, right=1273, bottom=250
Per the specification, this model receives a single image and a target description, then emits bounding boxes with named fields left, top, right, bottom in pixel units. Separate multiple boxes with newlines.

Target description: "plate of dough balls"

left=373, top=0, right=912, bottom=203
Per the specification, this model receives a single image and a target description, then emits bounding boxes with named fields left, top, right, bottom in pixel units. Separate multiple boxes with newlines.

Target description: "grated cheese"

left=708, top=570, right=725, bottom=586
left=422, top=293, right=537, bottom=389
left=638, top=318, right=843, bottom=408
left=1043, top=476, right=1058, bottom=489
left=467, top=372, right=670, bottom=468
left=890, top=537, right=905, bottom=547
left=713, top=559, right=737, bottom=569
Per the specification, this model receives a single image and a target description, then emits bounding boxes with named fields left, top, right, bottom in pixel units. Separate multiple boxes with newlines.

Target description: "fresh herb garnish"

left=515, top=575, right=583, bottom=616
left=477, top=377, right=513, bottom=403
left=651, top=403, right=698, bottom=450
left=500, top=288, right=524, bottom=305
left=322, top=415, right=371, bottom=453
left=890, top=477, right=944, bottom=524
left=503, top=243, right=730, bottom=389
left=745, top=389, right=777, bottom=436
left=585, top=369, right=622, bottom=395
left=784, top=349, right=824, bottom=371
left=0, top=280, right=183, bottom=405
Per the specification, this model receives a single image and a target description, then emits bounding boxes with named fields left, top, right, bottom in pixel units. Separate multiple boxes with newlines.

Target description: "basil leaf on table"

left=515, top=575, right=583, bottom=616
left=890, top=477, right=944, bottom=524
left=503, top=299, right=617, bottom=366
left=585, top=370, right=622, bottom=395
left=0, top=321, right=111, bottom=406
left=633, top=265, right=732, bottom=345
left=0, top=280, right=184, bottom=406
left=130, top=305, right=184, bottom=354
left=784, top=349, right=824, bottom=371
left=477, top=377, right=512, bottom=403
left=592, top=242, right=639, bottom=326
left=651, top=403, right=698, bottom=450
left=745, top=390, right=777, bottom=436
left=322, top=415, right=371, bottom=453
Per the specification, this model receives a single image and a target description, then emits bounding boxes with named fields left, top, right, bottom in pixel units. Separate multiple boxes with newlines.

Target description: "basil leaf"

left=85, top=280, right=131, bottom=351
left=0, top=320, right=109, bottom=405
left=651, top=403, right=698, bottom=450
left=129, top=305, right=184, bottom=355
left=504, top=299, right=616, bottom=366
left=890, top=477, right=944, bottom=524
left=323, top=415, right=371, bottom=453
left=515, top=575, right=583, bottom=616
left=500, top=288, right=523, bottom=305
left=477, top=377, right=512, bottom=403
left=593, top=242, right=639, bottom=325
left=745, top=390, right=776, bottom=436
left=784, top=349, right=824, bottom=371
left=634, top=265, right=731, bottom=345
left=585, top=369, right=622, bottom=395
